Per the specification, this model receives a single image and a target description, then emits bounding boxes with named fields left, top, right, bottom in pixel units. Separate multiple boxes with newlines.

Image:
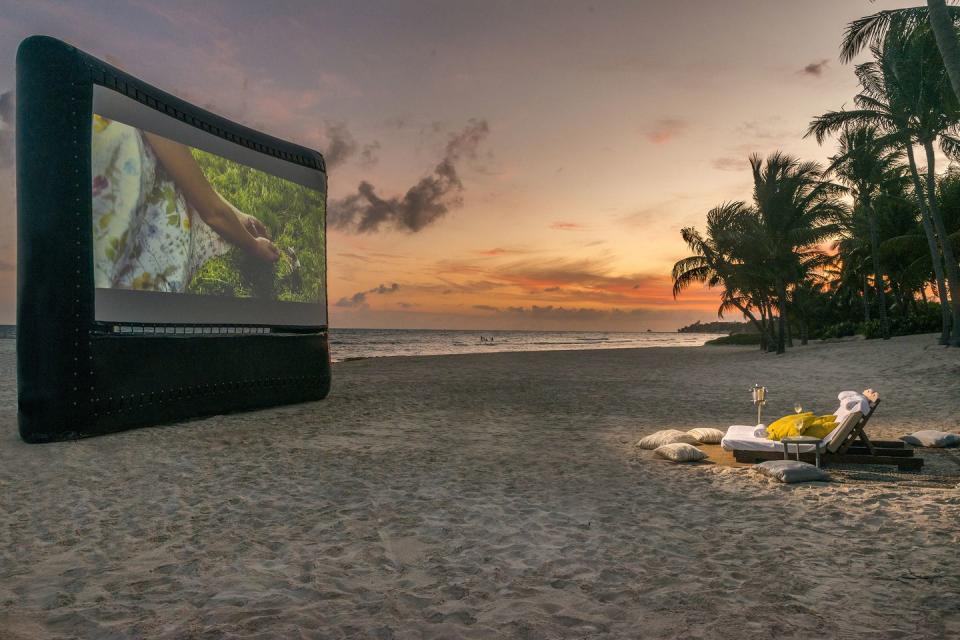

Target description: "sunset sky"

left=0, top=0, right=924, bottom=330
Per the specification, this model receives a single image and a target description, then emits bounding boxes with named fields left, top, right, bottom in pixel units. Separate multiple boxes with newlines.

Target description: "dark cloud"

left=335, top=282, right=399, bottom=308
left=800, top=59, right=829, bottom=77
left=329, top=119, right=490, bottom=233
left=550, top=221, right=584, bottom=231
left=359, top=141, right=381, bottom=168
left=646, top=118, right=687, bottom=144
left=321, top=121, right=357, bottom=169
left=473, top=304, right=498, bottom=312
left=0, top=91, right=13, bottom=169
left=384, top=115, right=411, bottom=130
left=371, top=283, right=400, bottom=295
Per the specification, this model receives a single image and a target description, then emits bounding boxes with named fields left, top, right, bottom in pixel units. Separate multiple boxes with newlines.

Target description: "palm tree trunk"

left=863, top=273, right=871, bottom=322
left=763, top=299, right=777, bottom=352
left=923, top=140, right=960, bottom=345
left=729, top=296, right=771, bottom=350
left=775, top=279, right=787, bottom=354
left=928, top=0, right=960, bottom=102
left=862, top=194, right=890, bottom=339
left=905, top=142, right=951, bottom=344
left=758, top=301, right=768, bottom=351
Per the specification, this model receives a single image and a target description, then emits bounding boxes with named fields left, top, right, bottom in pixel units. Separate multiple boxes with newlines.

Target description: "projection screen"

left=17, top=36, right=331, bottom=442
left=92, top=86, right=328, bottom=327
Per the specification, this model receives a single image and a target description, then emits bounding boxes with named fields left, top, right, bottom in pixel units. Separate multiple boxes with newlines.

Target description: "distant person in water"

left=91, top=115, right=279, bottom=292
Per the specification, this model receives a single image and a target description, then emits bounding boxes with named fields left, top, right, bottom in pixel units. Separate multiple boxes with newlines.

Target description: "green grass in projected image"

left=187, top=149, right=326, bottom=303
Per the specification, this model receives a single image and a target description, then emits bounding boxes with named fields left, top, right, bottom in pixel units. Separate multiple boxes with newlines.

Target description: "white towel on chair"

left=726, top=424, right=768, bottom=439
left=834, top=393, right=869, bottom=420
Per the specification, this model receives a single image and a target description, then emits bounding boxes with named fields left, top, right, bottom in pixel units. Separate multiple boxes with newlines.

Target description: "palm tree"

left=749, top=152, right=844, bottom=353
left=833, top=204, right=878, bottom=323
left=808, top=28, right=960, bottom=344
left=928, top=0, right=960, bottom=101
left=790, top=255, right=832, bottom=345
left=672, top=202, right=773, bottom=349
left=824, top=125, right=903, bottom=339
left=841, top=3, right=960, bottom=103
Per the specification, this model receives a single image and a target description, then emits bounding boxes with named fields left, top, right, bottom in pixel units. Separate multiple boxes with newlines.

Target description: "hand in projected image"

left=251, top=236, right=281, bottom=263
left=143, top=131, right=282, bottom=265
left=237, top=211, right=271, bottom=240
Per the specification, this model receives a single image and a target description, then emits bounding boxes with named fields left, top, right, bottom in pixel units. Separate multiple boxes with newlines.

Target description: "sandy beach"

left=1, top=334, right=959, bottom=639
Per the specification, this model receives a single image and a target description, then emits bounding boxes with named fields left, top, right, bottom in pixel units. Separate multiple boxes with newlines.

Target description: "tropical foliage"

left=673, top=10, right=960, bottom=351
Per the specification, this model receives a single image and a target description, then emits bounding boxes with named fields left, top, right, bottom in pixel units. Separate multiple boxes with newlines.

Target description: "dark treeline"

left=676, top=320, right=756, bottom=335
left=673, top=5, right=960, bottom=353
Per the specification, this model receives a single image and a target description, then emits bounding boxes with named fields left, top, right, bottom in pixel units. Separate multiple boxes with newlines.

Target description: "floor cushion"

left=636, top=429, right=699, bottom=450
left=654, top=443, right=708, bottom=462
left=900, top=430, right=960, bottom=448
left=687, top=427, right=724, bottom=444
left=753, top=460, right=830, bottom=483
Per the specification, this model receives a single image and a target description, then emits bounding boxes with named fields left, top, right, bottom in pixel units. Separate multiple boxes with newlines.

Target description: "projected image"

left=91, top=115, right=325, bottom=304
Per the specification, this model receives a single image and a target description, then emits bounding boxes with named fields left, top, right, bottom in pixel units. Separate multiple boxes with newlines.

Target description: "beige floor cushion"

left=687, top=427, right=725, bottom=444
left=654, top=443, right=708, bottom=462
left=636, top=429, right=699, bottom=450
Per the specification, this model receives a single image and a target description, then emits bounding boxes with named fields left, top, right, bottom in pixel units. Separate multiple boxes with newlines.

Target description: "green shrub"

left=820, top=321, right=858, bottom=339
left=859, top=319, right=883, bottom=339
left=705, top=333, right=762, bottom=346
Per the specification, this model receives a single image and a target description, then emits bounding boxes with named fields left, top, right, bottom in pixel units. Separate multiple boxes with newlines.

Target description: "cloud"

left=329, top=119, right=490, bottom=233
left=371, top=283, right=400, bottom=295
left=475, top=304, right=690, bottom=325
left=646, top=119, right=687, bottom=144
left=334, top=282, right=400, bottom=308
left=0, top=91, right=13, bottom=169
left=617, top=194, right=698, bottom=229
left=476, top=247, right=534, bottom=257
left=550, top=221, right=584, bottom=231
left=478, top=247, right=510, bottom=256
left=320, top=121, right=357, bottom=169
left=735, top=118, right=793, bottom=141
left=800, top=59, right=829, bottom=77
left=359, top=141, right=381, bottom=168
left=711, top=156, right=745, bottom=172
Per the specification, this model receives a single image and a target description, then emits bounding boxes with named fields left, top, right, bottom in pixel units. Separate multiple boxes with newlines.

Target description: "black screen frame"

left=16, top=36, right=332, bottom=442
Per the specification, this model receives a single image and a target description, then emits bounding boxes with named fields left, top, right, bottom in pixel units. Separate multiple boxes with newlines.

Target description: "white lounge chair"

left=721, top=396, right=922, bottom=471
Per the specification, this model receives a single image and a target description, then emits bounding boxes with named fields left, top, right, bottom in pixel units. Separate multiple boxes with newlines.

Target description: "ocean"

left=328, top=328, right=716, bottom=362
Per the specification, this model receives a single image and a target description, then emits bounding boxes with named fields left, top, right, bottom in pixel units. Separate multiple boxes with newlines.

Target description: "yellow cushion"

left=766, top=413, right=812, bottom=440
left=765, top=413, right=837, bottom=441
left=804, top=416, right=839, bottom=439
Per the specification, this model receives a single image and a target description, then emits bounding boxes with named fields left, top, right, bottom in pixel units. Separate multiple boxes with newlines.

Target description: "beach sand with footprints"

left=1, top=334, right=959, bottom=638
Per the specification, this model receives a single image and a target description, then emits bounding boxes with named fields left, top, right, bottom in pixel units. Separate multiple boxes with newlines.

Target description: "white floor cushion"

left=654, top=443, right=708, bottom=462
left=636, top=429, right=699, bottom=449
